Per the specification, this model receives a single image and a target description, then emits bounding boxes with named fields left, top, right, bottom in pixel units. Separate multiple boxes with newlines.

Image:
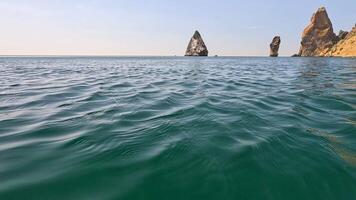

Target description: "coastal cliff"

left=298, top=7, right=337, bottom=56
left=297, top=7, right=356, bottom=57
left=185, top=31, right=209, bottom=56
left=325, top=26, right=356, bottom=57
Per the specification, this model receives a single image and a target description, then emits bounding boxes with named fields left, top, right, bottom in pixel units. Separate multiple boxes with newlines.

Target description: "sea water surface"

left=0, top=57, right=356, bottom=200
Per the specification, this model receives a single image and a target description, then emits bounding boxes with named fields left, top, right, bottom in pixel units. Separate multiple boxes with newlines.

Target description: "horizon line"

left=0, top=55, right=293, bottom=58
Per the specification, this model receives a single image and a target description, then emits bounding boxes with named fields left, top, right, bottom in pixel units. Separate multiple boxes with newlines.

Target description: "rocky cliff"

left=270, top=36, right=281, bottom=57
left=185, top=31, right=208, bottom=56
left=298, top=7, right=337, bottom=56
left=297, top=7, right=356, bottom=57
left=326, top=26, right=356, bottom=57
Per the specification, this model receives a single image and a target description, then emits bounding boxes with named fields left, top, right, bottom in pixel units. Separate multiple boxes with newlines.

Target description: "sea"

left=0, top=56, right=355, bottom=200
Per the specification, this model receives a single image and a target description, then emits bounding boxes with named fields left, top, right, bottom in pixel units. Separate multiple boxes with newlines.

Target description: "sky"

left=0, top=0, right=355, bottom=56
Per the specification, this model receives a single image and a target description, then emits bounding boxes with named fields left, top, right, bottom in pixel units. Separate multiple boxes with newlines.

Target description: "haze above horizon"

left=0, top=0, right=355, bottom=56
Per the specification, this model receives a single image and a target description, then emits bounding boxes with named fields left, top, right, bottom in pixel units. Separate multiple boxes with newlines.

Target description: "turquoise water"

left=0, top=57, right=355, bottom=200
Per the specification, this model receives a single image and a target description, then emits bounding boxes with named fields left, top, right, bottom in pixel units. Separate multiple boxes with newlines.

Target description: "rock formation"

left=337, top=30, right=349, bottom=40
left=185, top=31, right=208, bottom=56
left=270, top=36, right=281, bottom=57
left=296, top=7, right=356, bottom=57
left=326, top=26, right=356, bottom=57
left=298, top=7, right=337, bottom=56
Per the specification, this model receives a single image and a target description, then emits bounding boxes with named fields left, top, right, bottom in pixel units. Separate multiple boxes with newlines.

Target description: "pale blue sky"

left=0, top=0, right=355, bottom=56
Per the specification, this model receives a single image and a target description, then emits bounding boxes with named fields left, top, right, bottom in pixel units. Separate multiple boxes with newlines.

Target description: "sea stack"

left=185, top=31, right=209, bottom=56
left=270, top=36, right=281, bottom=57
left=297, top=7, right=337, bottom=56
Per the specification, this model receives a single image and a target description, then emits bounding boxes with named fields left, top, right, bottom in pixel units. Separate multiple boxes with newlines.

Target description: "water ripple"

left=0, top=57, right=356, bottom=199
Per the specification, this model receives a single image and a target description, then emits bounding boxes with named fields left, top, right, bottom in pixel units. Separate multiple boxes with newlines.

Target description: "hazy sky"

left=0, top=0, right=355, bottom=56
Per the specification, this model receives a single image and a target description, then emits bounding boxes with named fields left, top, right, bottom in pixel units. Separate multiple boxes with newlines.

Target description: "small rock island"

left=270, top=36, right=281, bottom=57
left=185, top=31, right=209, bottom=56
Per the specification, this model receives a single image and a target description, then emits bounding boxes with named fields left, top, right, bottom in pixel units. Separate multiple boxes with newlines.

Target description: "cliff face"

left=298, top=7, right=337, bottom=56
left=297, top=7, right=356, bottom=57
left=185, top=31, right=208, bottom=56
left=270, top=36, right=281, bottom=57
left=326, top=26, right=356, bottom=57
